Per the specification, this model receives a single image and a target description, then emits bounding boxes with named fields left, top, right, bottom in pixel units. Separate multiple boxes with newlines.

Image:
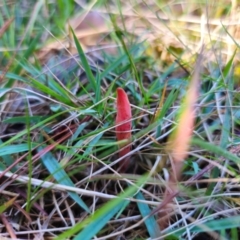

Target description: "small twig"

left=0, top=214, right=17, bottom=239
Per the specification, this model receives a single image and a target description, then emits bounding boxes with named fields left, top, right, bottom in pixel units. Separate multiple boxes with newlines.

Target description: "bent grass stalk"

left=159, top=52, right=203, bottom=230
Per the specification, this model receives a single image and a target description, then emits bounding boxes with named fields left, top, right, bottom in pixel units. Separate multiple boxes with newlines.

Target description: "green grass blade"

left=3, top=116, right=47, bottom=124
left=95, top=72, right=101, bottom=104
left=0, top=143, right=38, bottom=156
left=21, top=32, right=42, bottom=62
left=0, top=196, right=17, bottom=214
left=0, top=71, right=31, bottom=82
left=4, top=32, right=42, bottom=90
left=135, top=191, right=161, bottom=238
left=69, top=122, right=88, bottom=143
left=26, top=108, right=33, bottom=212
left=0, top=111, right=66, bottom=148
left=72, top=201, right=128, bottom=240
left=55, top=174, right=149, bottom=240
left=71, top=28, right=96, bottom=92
left=206, top=53, right=234, bottom=196
left=99, top=43, right=141, bottom=80
left=39, top=148, right=90, bottom=213
left=28, top=77, right=73, bottom=105
left=0, top=140, right=17, bottom=172
left=111, top=20, right=146, bottom=101
left=157, top=88, right=179, bottom=121
left=230, top=227, right=238, bottom=240
left=81, top=130, right=105, bottom=158
left=173, top=215, right=240, bottom=236
left=222, top=49, right=237, bottom=79
left=191, top=138, right=240, bottom=164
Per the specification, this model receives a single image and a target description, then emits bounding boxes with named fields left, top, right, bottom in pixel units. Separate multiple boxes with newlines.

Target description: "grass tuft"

left=1, top=1, right=240, bottom=239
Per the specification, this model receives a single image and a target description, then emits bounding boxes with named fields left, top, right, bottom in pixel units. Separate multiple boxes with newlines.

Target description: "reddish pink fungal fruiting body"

left=115, top=88, right=132, bottom=172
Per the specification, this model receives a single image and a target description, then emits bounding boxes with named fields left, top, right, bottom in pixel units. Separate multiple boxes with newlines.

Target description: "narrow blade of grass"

left=71, top=27, right=96, bottom=92
left=0, top=111, right=66, bottom=148
left=28, top=77, right=73, bottom=105
left=75, top=127, right=106, bottom=162
left=99, top=43, right=142, bottom=80
left=153, top=87, right=179, bottom=139
left=135, top=191, right=161, bottom=238
left=0, top=143, right=38, bottom=156
left=206, top=51, right=234, bottom=196
left=55, top=174, right=149, bottom=240
left=191, top=138, right=240, bottom=164
left=72, top=201, right=128, bottom=240
left=3, top=32, right=42, bottom=90
left=38, top=148, right=90, bottom=213
left=0, top=140, right=17, bottom=172
left=0, top=196, right=18, bottom=214
left=3, top=116, right=47, bottom=124
left=173, top=215, right=240, bottom=236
